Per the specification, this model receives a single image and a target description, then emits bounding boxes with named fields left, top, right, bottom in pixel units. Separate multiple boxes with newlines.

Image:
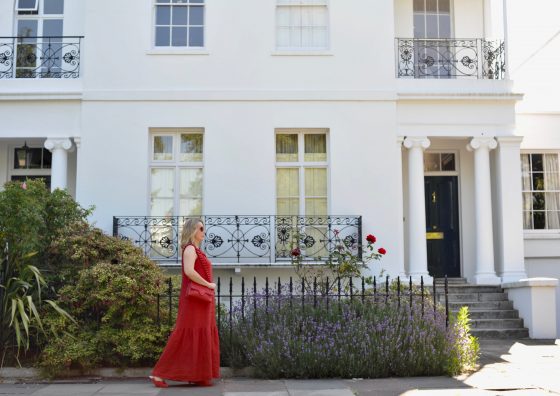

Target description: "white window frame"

left=275, top=0, right=330, bottom=52
left=423, top=150, right=459, bottom=176
left=521, top=151, right=560, bottom=233
left=7, top=143, right=52, bottom=182
left=149, top=128, right=205, bottom=218
left=15, top=0, right=39, bottom=12
left=152, top=0, right=205, bottom=49
left=275, top=128, right=330, bottom=217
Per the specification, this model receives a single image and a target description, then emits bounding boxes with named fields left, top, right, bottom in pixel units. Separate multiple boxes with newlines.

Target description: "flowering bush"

left=220, top=290, right=478, bottom=378
left=291, top=231, right=386, bottom=293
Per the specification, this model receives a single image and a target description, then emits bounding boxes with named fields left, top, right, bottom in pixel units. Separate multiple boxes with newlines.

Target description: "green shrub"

left=446, top=306, right=480, bottom=375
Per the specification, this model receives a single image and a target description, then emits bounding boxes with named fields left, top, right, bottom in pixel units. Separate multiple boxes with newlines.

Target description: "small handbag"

left=186, top=247, right=214, bottom=303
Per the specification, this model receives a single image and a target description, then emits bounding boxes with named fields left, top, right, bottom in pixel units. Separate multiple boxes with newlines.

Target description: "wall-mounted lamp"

left=16, top=141, right=31, bottom=168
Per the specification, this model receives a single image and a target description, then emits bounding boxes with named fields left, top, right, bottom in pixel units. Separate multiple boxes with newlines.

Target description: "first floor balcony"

left=0, top=36, right=82, bottom=79
left=113, top=215, right=362, bottom=266
left=396, top=38, right=505, bottom=80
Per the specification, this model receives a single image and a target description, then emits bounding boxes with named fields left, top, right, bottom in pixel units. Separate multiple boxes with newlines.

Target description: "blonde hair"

left=180, top=217, right=203, bottom=249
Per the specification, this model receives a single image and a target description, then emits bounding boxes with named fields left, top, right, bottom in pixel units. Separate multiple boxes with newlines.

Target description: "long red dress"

left=152, top=243, right=220, bottom=382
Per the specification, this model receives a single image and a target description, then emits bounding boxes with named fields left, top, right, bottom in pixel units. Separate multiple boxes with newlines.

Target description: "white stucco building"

left=0, top=0, right=558, bottom=336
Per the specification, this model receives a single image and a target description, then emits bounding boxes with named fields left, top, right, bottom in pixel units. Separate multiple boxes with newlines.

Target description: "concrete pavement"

left=0, top=339, right=559, bottom=396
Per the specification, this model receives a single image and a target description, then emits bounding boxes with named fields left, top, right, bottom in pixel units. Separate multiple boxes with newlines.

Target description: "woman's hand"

left=206, top=282, right=217, bottom=290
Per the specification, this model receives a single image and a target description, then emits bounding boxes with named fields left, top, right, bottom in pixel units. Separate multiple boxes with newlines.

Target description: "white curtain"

left=304, top=134, right=327, bottom=162
left=151, top=168, right=174, bottom=217
left=521, top=154, right=532, bottom=229
left=153, top=136, right=173, bottom=161
left=276, top=134, right=298, bottom=162
left=277, top=168, right=299, bottom=215
left=179, top=168, right=203, bottom=216
left=276, top=2, right=328, bottom=49
left=544, top=154, right=560, bottom=229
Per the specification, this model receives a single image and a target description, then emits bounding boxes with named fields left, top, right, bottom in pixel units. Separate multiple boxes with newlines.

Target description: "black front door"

left=424, top=176, right=460, bottom=277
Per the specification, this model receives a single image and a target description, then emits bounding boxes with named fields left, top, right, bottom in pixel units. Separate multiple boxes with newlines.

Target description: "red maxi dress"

left=152, top=243, right=220, bottom=382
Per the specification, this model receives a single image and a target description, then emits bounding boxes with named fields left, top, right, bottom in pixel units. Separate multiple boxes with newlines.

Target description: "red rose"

left=366, top=234, right=376, bottom=244
left=291, top=247, right=301, bottom=257
left=378, top=247, right=386, bottom=255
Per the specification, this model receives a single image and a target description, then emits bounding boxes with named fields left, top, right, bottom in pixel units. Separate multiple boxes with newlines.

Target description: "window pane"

left=17, top=20, right=38, bottom=37
left=277, top=198, right=299, bottom=216
left=441, top=153, right=455, bottom=171
left=304, top=134, right=326, bottom=162
left=439, top=0, right=450, bottom=13
left=413, top=0, right=424, bottom=12
left=153, top=135, right=173, bottom=160
left=180, top=134, right=203, bottom=162
left=413, top=14, right=425, bottom=38
left=17, top=0, right=38, bottom=10
left=28, top=148, right=42, bottom=169
left=156, top=6, right=171, bottom=25
left=172, top=6, right=188, bottom=25
left=151, top=168, right=175, bottom=216
left=277, top=168, right=299, bottom=197
left=172, top=27, right=188, bottom=46
left=155, top=26, right=171, bottom=46
left=533, top=192, right=545, bottom=210
left=44, top=0, right=64, bottom=14
left=188, top=27, right=203, bottom=46
left=531, top=154, right=543, bottom=172
left=424, top=153, right=440, bottom=172
left=179, top=168, right=203, bottom=216
left=438, top=15, right=451, bottom=38
left=43, top=19, right=63, bottom=37
left=305, top=168, right=327, bottom=197
left=189, top=5, right=204, bottom=25
left=426, top=15, right=438, bottom=38
left=426, top=0, right=437, bottom=12
left=305, top=198, right=327, bottom=216
left=276, top=134, right=298, bottom=162
left=533, top=211, right=545, bottom=229
left=547, top=210, right=560, bottom=229
left=532, top=173, right=544, bottom=191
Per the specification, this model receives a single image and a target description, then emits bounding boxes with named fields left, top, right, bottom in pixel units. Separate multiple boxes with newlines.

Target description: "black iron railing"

left=0, top=36, right=83, bottom=79
left=113, top=215, right=362, bottom=263
left=155, top=275, right=451, bottom=338
left=396, top=38, right=505, bottom=79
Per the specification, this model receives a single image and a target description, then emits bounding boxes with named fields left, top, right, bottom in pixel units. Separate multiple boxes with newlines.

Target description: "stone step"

left=448, top=300, right=514, bottom=310
left=470, top=318, right=525, bottom=329
left=435, top=285, right=503, bottom=293
left=471, top=328, right=529, bottom=339
left=434, top=278, right=467, bottom=285
left=453, top=309, right=520, bottom=319
left=438, top=292, right=508, bottom=302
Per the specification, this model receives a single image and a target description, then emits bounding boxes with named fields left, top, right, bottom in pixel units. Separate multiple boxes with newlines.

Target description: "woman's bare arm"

left=183, top=246, right=216, bottom=289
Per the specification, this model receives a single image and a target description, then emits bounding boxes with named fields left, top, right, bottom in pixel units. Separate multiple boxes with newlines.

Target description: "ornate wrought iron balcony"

left=113, top=215, right=362, bottom=264
left=396, top=38, right=505, bottom=79
left=0, top=36, right=82, bottom=79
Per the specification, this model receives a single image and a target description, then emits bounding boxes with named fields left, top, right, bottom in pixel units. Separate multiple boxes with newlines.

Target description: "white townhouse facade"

left=0, top=0, right=558, bottom=334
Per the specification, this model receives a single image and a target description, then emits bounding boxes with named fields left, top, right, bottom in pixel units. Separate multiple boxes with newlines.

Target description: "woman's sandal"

left=149, top=376, right=169, bottom=388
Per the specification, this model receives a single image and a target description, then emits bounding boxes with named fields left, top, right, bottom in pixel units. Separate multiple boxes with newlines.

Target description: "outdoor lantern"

left=16, top=141, right=31, bottom=168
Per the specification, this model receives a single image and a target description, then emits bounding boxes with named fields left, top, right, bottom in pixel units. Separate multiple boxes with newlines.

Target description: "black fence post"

left=373, top=276, right=377, bottom=303
left=241, top=277, right=245, bottom=321
left=301, top=277, right=305, bottom=312
left=325, top=277, right=329, bottom=310
left=349, top=277, right=354, bottom=301
left=385, top=276, right=389, bottom=305
left=265, top=277, right=269, bottom=315
left=445, top=275, right=449, bottom=328
left=420, top=276, right=424, bottom=317
left=229, top=277, right=233, bottom=342
left=289, top=276, right=293, bottom=309
left=361, top=277, right=365, bottom=304
left=397, top=276, right=401, bottom=309
left=167, top=277, right=173, bottom=327
left=313, top=277, right=317, bottom=308
left=277, top=277, right=281, bottom=310
left=217, top=277, right=221, bottom=333
left=253, top=276, right=257, bottom=326
left=433, top=278, right=437, bottom=318
left=409, top=276, right=413, bottom=311
left=112, top=217, right=118, bottom=237
left=357, top=216, right=363, bottom=261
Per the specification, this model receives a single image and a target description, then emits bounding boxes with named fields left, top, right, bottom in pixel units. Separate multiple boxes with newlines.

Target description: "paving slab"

left=222, top=379, right=287, bottom=392
left=223, top=392, right=289, bottom=396
left=27, top=383, right=105, bottom=396
left=0, top=384, right=45, bottom=395
left=289, top=390, right=354, bottom=396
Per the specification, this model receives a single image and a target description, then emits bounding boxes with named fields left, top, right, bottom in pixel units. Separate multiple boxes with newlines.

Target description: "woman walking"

left=150, top=218, right=220, bottom=387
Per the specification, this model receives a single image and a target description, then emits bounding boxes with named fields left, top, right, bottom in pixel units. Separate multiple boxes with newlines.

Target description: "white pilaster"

left=44, top=138, right=73, bottom=191
left=495, top=137, right=528, bottom=283
left=403, top=137, right=432, bottom=284
left=395, top=137, right=407, bottom=278
left=468, top=137, right=501, bottom=285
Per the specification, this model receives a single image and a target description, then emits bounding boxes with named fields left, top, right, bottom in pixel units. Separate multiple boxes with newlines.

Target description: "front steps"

left=435, top=278, right=529, bottom=339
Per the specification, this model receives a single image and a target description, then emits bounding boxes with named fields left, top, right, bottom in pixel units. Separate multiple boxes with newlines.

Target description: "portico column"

left=44, top=138, right=73, bottom=191
left=403, top=137, right=432, bottom=284
left=395, top=137, right=407, bottom=278
left=495, top=137, right=527, bottom=282
left=468, top=137, right=501, bottom=285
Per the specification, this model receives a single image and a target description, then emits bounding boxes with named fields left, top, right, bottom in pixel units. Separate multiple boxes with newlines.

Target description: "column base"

left=500, top=271, right=528, bottom=284
left=474, top=273, right=501, bottom=285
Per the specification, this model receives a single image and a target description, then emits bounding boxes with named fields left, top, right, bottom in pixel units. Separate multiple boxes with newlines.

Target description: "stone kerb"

left=502, top=277, right=559, bottom=339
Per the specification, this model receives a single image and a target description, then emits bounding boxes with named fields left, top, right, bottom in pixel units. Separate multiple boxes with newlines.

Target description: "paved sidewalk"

left=1, top=339, right=559, bottom=396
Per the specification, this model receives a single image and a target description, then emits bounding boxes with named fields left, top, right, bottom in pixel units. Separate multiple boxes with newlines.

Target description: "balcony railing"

left=113, top=215, right=362, bottom=264
left=0, top=36, right=83, bottom=79
left=396, top=38, right=505, bottom=79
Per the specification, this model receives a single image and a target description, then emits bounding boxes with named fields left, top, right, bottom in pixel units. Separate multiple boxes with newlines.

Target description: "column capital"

left=467, top=137, right=497, bottom=151
left=496, top=136, right=524, bottom=147
left=44, top=138, right=73, bottom=152
left=73, top=137, right=82, bottom=149
left=403, top=137, right=430, bottom=150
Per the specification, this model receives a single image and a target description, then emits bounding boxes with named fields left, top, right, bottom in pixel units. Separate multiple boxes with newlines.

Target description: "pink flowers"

left=21, top=182, right=27, bottom=190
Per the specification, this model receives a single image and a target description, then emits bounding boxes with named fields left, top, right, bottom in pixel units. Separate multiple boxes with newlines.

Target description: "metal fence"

left=0, top=36, right=83, bottom=79
left=113, top=215, right=362, bottom=263
left=396, top=38, right=505, bottom=79
left=155, top=275, right=451, bottom=337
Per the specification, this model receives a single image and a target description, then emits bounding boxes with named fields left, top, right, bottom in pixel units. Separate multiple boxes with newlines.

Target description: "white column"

left=495, top=137, right=527, bottom=283
left=468, top=137, right=501, bottom=285
left=403, top=137, right=432, bottom=284
left=44, top=138, right=73, bottom=191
